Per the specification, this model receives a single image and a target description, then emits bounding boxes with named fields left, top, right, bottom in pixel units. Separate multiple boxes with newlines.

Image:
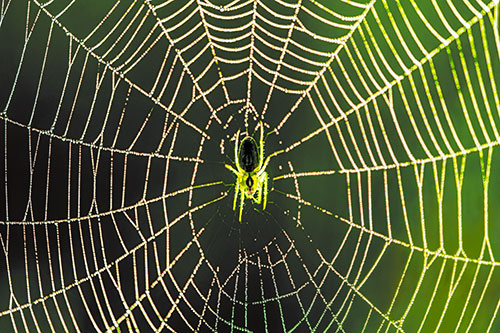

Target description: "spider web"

left=1, top=0, right=500, bottom=331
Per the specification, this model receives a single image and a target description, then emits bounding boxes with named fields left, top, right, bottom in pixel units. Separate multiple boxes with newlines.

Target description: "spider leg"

left=233, top=179, right=240, bottom=211
left=225, top=164, right=238, bottom=175
left=254, top=180, right=262, bottom=205
left=263, top=172, right=268, bottom=210
left=257, top=122, right=264, bottom=170
left=258, top=148, right=284, bottom=178
left=234, top=129, right=241, bottom=171
left=238, top=187, right=245, bottom=222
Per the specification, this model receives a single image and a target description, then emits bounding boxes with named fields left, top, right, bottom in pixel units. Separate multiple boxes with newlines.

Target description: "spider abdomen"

left=239, top=137, right=258, bottom=172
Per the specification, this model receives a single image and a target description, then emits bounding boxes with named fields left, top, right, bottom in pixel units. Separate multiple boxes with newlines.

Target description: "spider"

left=225, top=123, right=273, bottom=222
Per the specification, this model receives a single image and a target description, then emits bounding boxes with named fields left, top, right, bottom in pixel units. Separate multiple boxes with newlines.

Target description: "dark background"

left=1, top=0, right=500, bottom=332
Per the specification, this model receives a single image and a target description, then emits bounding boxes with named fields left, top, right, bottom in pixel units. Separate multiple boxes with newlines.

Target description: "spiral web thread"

left=1, top=0, right=500, bottom=331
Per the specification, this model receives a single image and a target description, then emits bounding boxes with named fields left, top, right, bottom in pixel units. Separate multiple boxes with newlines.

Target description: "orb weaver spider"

left=225, top=123, right=274, bottom=222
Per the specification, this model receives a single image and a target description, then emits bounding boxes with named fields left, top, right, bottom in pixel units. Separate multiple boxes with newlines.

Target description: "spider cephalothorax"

left=225, top=123, right=271, bottom=222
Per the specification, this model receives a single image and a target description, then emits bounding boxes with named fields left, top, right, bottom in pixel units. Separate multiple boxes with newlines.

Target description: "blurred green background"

left=1, top=0, right=500, bottom=331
